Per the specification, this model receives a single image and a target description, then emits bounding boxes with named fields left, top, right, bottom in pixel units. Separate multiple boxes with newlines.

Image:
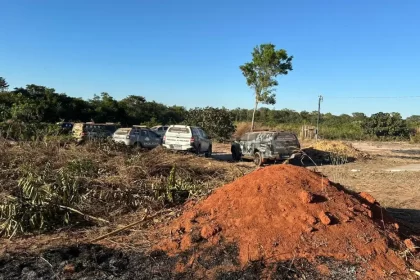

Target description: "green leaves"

left=240, top=44, right=293, bottom=129
left=240, top=43, right=293, bottom=105
left=185, top=107, right=236, bottom=141
left=362, top=112, right=410, bottom=139
left=0, top=163, right=84, bottom=237
left=0, top=77, right=8, bottom=92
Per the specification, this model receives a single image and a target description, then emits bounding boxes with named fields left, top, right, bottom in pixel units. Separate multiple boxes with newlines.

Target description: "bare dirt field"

left=315, top=141, right=420, bottom=234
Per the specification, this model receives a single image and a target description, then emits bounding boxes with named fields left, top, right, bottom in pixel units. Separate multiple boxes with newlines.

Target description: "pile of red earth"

left=157, top=165, right=419, bottom=279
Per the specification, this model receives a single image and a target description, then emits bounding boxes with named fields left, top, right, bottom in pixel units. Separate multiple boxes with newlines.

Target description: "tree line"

left=0, top=77, right=419, bottom=141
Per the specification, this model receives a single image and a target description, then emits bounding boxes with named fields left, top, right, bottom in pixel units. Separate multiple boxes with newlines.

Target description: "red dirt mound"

left=158, top=165, right=416, bottom=279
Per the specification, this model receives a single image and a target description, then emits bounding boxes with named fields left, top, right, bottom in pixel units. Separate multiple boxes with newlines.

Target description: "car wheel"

left=254, top=152, right=263, bottom=166
left=196, top=145, right=201, bottom=155
left=205, top=145, right=212, bottom=158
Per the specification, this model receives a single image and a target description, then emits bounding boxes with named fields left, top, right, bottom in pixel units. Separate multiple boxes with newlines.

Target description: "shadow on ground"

left=391, top=149, right=420, bottom=155
left=385, top=208, right=420, bottom=235
left=377, top=154, right=420, bottom=161
left=0, top=243, right=360, bottom=280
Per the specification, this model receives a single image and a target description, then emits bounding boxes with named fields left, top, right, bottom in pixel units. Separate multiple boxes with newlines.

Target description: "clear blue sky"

left=1, top=0, right=420, bottom=117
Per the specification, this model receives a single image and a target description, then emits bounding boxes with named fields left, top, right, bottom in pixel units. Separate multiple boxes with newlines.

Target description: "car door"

left=198, top=129, right=210, bottom=151
left=148, top=130, right=162, bottom=148
left=139, top=129, right=151, bottom=148
left=191, top=128, right=201, bottom=152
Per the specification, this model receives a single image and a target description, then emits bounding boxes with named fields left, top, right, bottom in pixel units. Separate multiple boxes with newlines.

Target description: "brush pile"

left=0, top=139, right=250, bottom=237
left=303, top=141, right=370, bottom=163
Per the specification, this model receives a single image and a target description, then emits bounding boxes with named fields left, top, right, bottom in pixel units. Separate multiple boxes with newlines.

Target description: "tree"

left=0, top=77, right=9, bottom=92
left=89, top=92, right=125, bottom=123
left=362, top=112, right=409, bottom=138
left=185, top=107, right=236, bottom=141
left=239, top=44, right=293, bottom=130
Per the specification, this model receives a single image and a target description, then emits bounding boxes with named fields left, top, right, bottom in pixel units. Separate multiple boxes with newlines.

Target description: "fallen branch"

left=90, top=209, right=172, bottom=243
left=410, top=269, right=420, bottom=277
left=58, top=205, right=110, bottom=224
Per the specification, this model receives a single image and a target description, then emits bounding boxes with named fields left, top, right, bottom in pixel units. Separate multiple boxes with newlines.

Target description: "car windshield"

left=114, top=128, right=131, bottom=135
left=274, top=133, right=296, bottom=141
left=168, top=127, right=190, bottom=133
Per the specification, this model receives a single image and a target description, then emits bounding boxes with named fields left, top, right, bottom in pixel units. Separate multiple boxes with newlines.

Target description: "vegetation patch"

left=0, top=139, right=251, bottom=237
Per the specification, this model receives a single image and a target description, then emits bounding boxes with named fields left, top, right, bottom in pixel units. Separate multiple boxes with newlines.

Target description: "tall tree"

left=240, top=44, right=293, bottom=130
left=0, top=77, right=9, bottom=92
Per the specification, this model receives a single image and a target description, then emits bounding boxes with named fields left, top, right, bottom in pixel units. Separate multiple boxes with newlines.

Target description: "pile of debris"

left=157, top=165, right=418, bottom=279
left=303, top=141, right=370, bottom=163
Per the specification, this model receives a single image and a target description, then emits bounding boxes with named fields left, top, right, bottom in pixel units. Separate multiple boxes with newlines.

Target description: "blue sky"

left=1, top=0, right=420, bottom=117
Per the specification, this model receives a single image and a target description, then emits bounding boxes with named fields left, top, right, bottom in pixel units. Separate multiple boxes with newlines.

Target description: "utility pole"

left=316, top=95, right=323, bottom=141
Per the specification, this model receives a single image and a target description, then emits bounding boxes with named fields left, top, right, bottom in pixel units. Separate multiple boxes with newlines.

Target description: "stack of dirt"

left=157, top=165, right=418, bottom=279
left=303, top=141, right=370, bottom=163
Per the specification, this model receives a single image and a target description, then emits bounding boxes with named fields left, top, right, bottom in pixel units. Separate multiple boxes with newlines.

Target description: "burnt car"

left=231, top=131, right=301, bottom=166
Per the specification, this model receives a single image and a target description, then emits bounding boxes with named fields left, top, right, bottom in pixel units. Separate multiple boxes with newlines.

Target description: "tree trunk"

left=251, top=98, right=258, bottom=131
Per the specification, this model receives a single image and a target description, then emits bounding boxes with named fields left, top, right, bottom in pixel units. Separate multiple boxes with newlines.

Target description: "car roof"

left=244, top=130, right=294, bottom=135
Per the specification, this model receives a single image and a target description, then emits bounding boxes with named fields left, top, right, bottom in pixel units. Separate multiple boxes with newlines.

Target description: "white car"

left=163, top=125, right=212, bottom=157
left=112, top=127, right=162, bottom=148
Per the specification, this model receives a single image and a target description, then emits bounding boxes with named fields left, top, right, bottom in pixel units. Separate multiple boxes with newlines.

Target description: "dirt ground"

left=213, top=141, right=420, bottom=234
left=314, top=141, right=420, bottom=235
left=1, top=141, right=419, bottom=279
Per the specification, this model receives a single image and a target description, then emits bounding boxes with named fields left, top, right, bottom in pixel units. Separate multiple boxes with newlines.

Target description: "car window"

left=168, top=127, right=190, bottom=134
left=191, top=128, right=200, bottom=136
left=140, top=130, right=148, bottom=137
left=200, top=130, right=208, bottom=138
left=163, top=127, right=168, bottom=131
left=115, top=128, right=131, bottom=135
left=158, top=127, right=163, bottom=131
left=149, top=130, right=159, bottom=138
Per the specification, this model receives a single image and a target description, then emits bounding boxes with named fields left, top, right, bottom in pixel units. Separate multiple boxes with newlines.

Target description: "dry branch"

left=90, top=209, right=172, bottom=243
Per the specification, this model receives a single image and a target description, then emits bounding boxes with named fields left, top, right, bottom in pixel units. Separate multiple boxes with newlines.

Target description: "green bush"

left=185, top=107, right=236, bottom=141
left=0, top=163, right=84, bottom=237
left=362, top=112, right=409, bottom=139
left=0, top=121, right=62, bottom=141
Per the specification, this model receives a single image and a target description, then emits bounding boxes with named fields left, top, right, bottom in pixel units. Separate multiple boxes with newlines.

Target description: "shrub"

left=185, top=107, right=236, bottom=141
left=362, top=112, right=410, bottom=139
left=0, top=163, right=85, bottom=237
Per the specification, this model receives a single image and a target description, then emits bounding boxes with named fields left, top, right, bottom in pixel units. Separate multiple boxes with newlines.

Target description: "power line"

left=324, top=95, right=420, bottom=99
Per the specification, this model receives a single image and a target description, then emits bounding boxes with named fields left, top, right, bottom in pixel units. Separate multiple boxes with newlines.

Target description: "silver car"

left=151, top=125, right=169, bottom=136
left=112, top=127, right=162, bottom=148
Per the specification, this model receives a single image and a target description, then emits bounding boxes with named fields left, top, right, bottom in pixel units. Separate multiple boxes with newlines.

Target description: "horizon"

left=2, top=0, right=420, bottom=118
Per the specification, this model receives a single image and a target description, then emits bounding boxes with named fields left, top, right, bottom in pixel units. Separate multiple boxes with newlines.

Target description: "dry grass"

left=303, top=140, right=370, bottom=163
left=233, top=122, right=271, bottom=139
left=0, top=139, right=250, bottom=236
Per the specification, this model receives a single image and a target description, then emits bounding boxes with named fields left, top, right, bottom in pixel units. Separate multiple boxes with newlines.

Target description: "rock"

left=319, top=211, right=332, bottom=225
left=21, top=267, right=38, bottom=280
left=404, top=239, right=418, bottom=253
left=304, top=226, right=315, bottom=233
left=359, top=192, right=377, bottom=204
left=63, top=263, right=75, bottom=274
left=299, top=190, right=314, bottom=204
left=200, top=225, right=221, bottom=239
left=306, top=215, right=317, bottom=225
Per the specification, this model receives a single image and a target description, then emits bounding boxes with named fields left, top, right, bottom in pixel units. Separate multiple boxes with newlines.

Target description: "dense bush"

left=0, top=121, right=62, bottom=141
left=0, top=77, right=418, bottom=141
left=362, top=112, right=410, bottom=139
left=185, top=107, right=236, bottom=141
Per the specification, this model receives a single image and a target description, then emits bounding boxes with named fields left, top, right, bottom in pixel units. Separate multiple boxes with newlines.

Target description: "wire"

left=324, top=95, right=420, bottom=99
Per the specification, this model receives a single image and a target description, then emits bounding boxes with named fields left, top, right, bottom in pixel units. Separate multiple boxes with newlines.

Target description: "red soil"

left=158, top=165, right=416, bottom=279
